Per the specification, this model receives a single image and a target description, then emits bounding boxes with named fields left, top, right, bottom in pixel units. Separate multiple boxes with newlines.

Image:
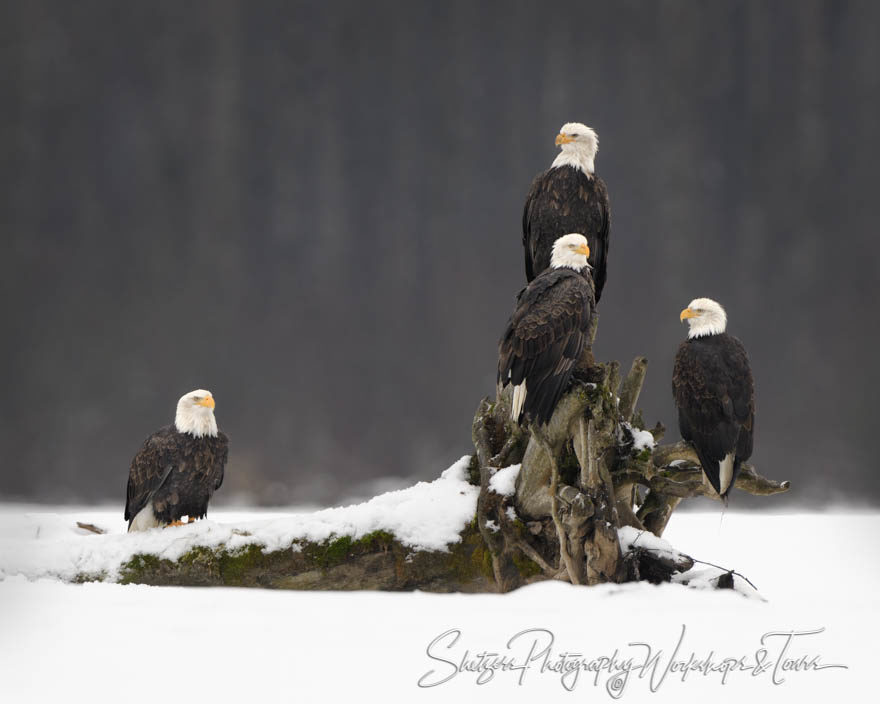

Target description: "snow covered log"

left=0, top=459, right=499, bottom=591
left=0, top=487, right=762, bottom=601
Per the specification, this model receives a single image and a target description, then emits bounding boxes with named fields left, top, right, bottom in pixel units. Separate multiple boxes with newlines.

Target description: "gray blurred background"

left=1, top=1, right=878, bottom=508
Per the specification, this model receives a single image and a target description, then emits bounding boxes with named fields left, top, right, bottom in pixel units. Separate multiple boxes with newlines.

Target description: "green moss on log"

left=298, top=530, right=395, bottom=569
left=114, top=523, right=496, bottom=592
left=634, top=447, right=652, bottom=463
left=73, top=570, right=108, bottom=584
left=511, top=550, right=542, bottom=578
left=466, top=454, right=481, bottom=486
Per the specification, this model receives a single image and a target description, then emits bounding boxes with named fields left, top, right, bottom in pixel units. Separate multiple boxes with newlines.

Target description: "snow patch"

left=674, top=566, right=763, bottom=600
left=622, top=422, right=655, bottom=452
left=619, top=526, right=763, bottom=600
left=632, top=428, right=655, bottom=452
left=617, top=526, right=681, bottom=555
left=618, top=526, right=688, bottom=563
left=489, top=464, right=521, bottom=497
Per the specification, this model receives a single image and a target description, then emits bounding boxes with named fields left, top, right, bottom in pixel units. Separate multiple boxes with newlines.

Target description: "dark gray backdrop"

left=2, top=1, right=877, bottom=507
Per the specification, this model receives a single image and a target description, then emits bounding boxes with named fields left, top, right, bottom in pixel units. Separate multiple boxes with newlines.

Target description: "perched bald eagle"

left=125, top=389, right=228, bottom=532
left=673, top=299, right=755, bottom=501
left=522, top=122, right=610, bottom=302
left=498, top=234, right=595, bottom=426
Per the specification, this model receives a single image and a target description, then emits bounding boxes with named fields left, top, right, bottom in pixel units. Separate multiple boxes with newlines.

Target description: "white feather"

left=685, top=298, right=728, bottom=339
left=719, top=452, right=735, bottom=495
left=550, top=233, right=591, bottom=271
left=511, top=382, right=527, bottom=422
left=174, top=389, right=218, bottom=438
left=551, top=122, right=598, bottom=176
left=128, top=503, right=159, bottom=532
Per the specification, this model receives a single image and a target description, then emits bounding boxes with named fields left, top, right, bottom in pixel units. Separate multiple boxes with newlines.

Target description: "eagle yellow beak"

left=555, top=133, right=574, bottom=146
left=680, top=308, right=699, bottom=321
left=577, top=243, right=590, bottom=257
left=197, top=396, right=216, bottom=409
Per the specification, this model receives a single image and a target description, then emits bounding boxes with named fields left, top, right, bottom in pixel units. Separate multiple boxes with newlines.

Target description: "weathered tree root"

left=471, top=397, right=556, bottom=591
left=539, top=432, right=580, bottom=584
left=470, top=352, right=790, bottom=593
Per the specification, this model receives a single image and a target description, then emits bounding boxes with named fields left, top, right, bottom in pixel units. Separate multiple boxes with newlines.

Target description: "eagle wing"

left=724, top=337, right=755, bottom=461
left=498, top=272, right=593, bottom=424
left=591, top=177, right=611, bottom=303
left=521, top=172, right=544, bottom=281
left=212, top=431, right=230, bottom=491
left=124, top=426, right=180, bottom=523
left=522, top=170, right=611, bottom=301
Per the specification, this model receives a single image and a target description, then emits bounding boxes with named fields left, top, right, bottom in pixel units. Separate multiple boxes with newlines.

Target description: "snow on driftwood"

left=618, top=526, right=762, bottom=599
left=0, top=456, right=478, bottom=583
left=488, top=464, right=521, bottom=497
left=618, top=525, right=688, bottom=561
left=673, top=565, right=763, bottom=599
left=619, top=421, right=656, bottom=453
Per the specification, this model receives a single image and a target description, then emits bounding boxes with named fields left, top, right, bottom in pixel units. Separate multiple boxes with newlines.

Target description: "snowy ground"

left=0, top=489, right=876, bottom=701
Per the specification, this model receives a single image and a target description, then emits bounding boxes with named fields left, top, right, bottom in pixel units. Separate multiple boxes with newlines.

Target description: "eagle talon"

left=166, top=520, right=185, bottom=528
left=188, top=516, right=197, bottom=524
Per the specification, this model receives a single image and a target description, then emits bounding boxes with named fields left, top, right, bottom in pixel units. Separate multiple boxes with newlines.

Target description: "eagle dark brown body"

left=522, top=165, right=610, bottom=302
left=124, top=425, right=228, bottom=529
left=498, top=267, right=595, bottom=426
left=672, top=333, right=755, bottom=499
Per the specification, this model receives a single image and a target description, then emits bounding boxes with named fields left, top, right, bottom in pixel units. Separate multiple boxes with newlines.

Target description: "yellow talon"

left=166, top=520, right=185, bottom=528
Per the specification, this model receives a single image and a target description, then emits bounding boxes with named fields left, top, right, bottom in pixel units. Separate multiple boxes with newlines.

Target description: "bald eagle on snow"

left=673, top=299, right=755, bottom=501
left=498, top=234, right=596, bottom=426
left=125, top=389, right=228, bottom=532
left=522, top=122, right=610, bottom=302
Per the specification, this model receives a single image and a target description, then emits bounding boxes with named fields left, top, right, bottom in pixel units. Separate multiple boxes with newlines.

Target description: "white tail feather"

left=511, top=382, right=527, bottom=422
left=719, top=453, right=735, bottom=495
left=128, top=503, right=160, bottom=532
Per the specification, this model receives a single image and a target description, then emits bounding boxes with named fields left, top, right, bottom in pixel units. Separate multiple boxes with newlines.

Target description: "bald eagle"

left=673, top=299, right=755, bottom=501
left=125, top=389, right=228, bottom=532
left=522, top=122, right=610, bottom=302
left=498, top=234, right=595, bottom=426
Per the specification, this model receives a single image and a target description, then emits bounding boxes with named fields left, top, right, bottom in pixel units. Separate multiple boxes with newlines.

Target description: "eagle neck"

left=175, top=412, right=218, bottom=438
left=687, top=322, right=727, bottom=339
left=551, top=152, right=595, bottom=177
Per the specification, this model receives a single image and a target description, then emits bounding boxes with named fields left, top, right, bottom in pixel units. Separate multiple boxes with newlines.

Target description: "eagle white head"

left=174, top=389, right=218, bottom=437
left=551, top=122, right=598, bottom=176
left=680, top=298, right=728, bottom=339
left=550, top=233, right=591, bottom=271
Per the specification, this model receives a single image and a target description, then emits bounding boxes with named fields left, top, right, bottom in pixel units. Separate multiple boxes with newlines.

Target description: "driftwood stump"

left=471, top=354, right=789, bottom=591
